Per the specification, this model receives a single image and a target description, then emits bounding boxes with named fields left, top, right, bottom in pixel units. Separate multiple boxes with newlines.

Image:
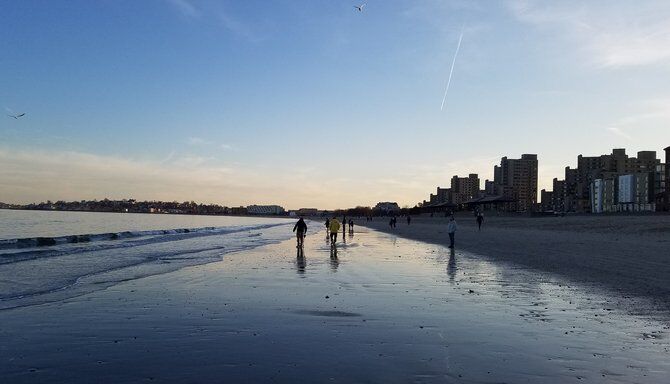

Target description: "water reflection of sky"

left=283, top=228, right=670, bottom=381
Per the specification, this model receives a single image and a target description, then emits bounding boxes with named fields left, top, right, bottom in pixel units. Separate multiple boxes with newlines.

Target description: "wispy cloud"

left=165, top=1, right=265, bottom=42
left=166, top=0, right=200, bottom=19
left=618, top=99, right=670, bottom=126
left=508, top=0, right=670, bottom=68
left=607, top=126, right=632, bottom=140
left=187, top=136, right=207, bottom=145
left=0, top=148, right=367, bottom=208
left=218, top=9, right=265, bottom=42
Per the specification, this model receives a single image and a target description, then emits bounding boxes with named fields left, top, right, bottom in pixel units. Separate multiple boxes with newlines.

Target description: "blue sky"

left=1, top=0, right=669, bottom=209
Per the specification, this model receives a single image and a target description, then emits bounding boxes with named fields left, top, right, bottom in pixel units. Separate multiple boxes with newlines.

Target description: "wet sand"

left=1, top=226, right=669, bottom=383
left=364, top=214, right=670, bottom=314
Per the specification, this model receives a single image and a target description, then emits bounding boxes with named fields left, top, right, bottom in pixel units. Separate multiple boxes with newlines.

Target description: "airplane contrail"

left=440, top=26, right=464, bottom=111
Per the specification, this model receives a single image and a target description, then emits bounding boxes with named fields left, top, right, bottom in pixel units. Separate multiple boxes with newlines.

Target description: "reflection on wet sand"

left=447, top=248, right=456, bottom=283
left=329, top=244, right=339, bottom=271
left=296, top=247, right=305, bottom=275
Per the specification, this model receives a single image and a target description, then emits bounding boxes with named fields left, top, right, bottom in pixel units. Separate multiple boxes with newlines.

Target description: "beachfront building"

left=296, top=208, right=318, bottom=216
left=655, top=163, right=667, bottom=211
left=571, top=149, right=661, bottom=212
left=493, top=154, right=538, bottom=212
left=540, top=189, right=554, bottom=212
left=617, top=174, right=654, bottom=212
left=374, top=202, right=401, bottom=215
left=551, top=178, right=566, bottom=212
left=667, top=147, right=670, bottom=204
left=246, top=205, right=286, bottom=215
left=428, top=187, right=451, bottom=205
left=228, top=206, right=248, bottom=215
left=484, top=180, right=495, bottom=195
left=451, top=174, right=480, bottom=206
left=590, top=178, right=617, bottom=213
left=590, top=172, right=656, bottom=213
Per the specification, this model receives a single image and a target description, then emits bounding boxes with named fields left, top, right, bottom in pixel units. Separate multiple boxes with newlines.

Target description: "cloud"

left=220, top=143, right=233, bottom=150
left=607, top=127, right=632, bottom=140
left=618, top=99, right=670, bottom=126
left=166, top=0, right=200, bottom=19
left=0, top=148, right=379, bottom=209
left=218, top=10, right=264, bottom=42
left=508, top=0, right=670, bottom=68
left=187, top=136, right=207, bottom=145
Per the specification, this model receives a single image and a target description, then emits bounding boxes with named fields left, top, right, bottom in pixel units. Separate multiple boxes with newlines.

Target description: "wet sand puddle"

left=277, top=228, right=670, bottom=382
left=0, top=226, right=668, bottom=383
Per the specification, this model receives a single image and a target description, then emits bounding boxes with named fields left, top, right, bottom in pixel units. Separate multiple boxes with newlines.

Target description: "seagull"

left=8, top=112, right=25, bottom=119
left=354, top=3, right=365, bottom=12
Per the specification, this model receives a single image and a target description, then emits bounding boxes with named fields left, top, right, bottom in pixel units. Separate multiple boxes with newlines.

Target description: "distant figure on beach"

left=329, top=217, right=341, bottom=244
left=325, top=218, right=330, bottom=237
left=476, top=212, right=484, bottom=231
left=447, top=216, right=457, bottom=248
left=389, top=218, right=394, bottom=229
left=407, top=216, right=411, bottom=225
left=293, top=217, right=307, bottom=248
left=348, top=219, right=354, bottom=230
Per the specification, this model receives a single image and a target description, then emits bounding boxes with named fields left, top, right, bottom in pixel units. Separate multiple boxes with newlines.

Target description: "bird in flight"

left=8, top=112, right=25, bottom=119
left=354, top=3, right=365, bottom=12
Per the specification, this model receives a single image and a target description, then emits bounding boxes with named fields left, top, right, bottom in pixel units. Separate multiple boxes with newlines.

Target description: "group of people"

left=294, top=216, right=357, bottom=249
left=292, top=211, right=484, bottom=250
left=323, top=217, right=354, bottom=244
left=387, top=215, right=413, bottom=229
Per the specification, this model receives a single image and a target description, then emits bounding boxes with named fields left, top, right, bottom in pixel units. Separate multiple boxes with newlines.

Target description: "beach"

left=363, top=214, right=670, bottom=314
left=2, top=222, right=669, bottom=383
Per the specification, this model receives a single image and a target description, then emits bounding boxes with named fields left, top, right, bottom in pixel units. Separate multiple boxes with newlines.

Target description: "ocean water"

left=0, top=209, right=296, bottom=310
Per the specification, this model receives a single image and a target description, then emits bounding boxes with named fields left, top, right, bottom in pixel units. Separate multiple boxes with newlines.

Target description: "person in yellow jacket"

left=328, top=217, right=340, bottom=244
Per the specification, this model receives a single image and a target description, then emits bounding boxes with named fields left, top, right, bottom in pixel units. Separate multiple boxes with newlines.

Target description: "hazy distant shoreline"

left=0, top=207, right=293, bottom=220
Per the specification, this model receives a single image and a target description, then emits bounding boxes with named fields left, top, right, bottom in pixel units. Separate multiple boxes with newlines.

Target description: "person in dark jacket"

left=293, top=217, right=307, bottom=248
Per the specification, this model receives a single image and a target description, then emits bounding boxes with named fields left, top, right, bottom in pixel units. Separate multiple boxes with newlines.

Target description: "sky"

left=1, top=0, right=669, bottom=209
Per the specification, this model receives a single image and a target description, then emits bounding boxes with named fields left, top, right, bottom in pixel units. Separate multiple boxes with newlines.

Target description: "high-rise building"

left=551, top=178, right=566, bottom=212
left=495, top=154, right=538, bottom=211
left=654, top=163, right=667, bottom=210
left=664, top=146, right=670, bottom=210
left=540, top=189, right=554, bottom=212
left=429, top=187, right=451, bottom=205
left=484, top=180, right=495, bottom=195
left=573, top=149, right=660, bottom=212
left=450, top=174, right=480, bottom=205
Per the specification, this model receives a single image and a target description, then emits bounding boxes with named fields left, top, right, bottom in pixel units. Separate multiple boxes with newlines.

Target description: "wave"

left=0, top=223, right=287, bottom=265
left=0, top=221, right=295, bottom=310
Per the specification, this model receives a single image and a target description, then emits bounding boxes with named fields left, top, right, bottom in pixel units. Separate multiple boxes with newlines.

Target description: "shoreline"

left=1, top=226, right=669, bottom=382
left=361, top=214, right=670, bottom=312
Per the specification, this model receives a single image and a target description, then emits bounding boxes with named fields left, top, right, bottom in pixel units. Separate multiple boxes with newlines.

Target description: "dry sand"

left=1, top=225, right=669, bottom=383
left=363, top=214, right=670, bottom=312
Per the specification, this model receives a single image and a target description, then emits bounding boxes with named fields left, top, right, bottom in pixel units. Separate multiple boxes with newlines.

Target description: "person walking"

left=325, top=218, right=330, bottom=238
left=406, top=215, right=411, bottom=225
left=348, top=219, right=354, bottom=232
left=329, top=217, right=341, bottom=244
left=476, top=212, right=484, bottom=231
left=447, top=215, right=457, bottom=248
left=293, top=217, right=308, bottom=248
